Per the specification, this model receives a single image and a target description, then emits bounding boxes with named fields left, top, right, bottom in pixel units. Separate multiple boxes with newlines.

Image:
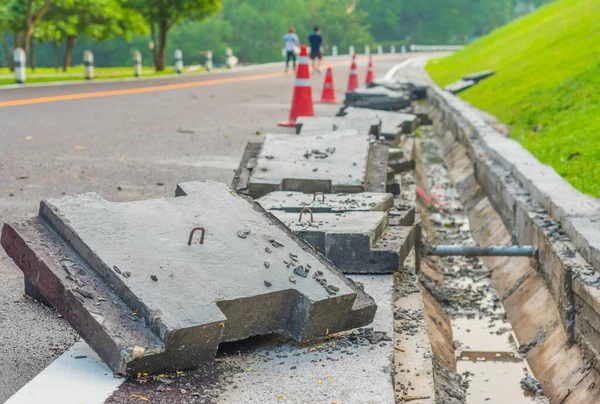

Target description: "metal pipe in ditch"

left=425, top=245, right=536, bottom=257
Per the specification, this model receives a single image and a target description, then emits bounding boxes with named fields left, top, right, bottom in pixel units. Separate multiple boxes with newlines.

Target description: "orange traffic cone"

left=278, top=45, right=314, bottom=127
left=346, top=53, right=359, bottom=93
left=319, top=67, right=338, bottom=104
left=365, top=55, right=374, bottom=86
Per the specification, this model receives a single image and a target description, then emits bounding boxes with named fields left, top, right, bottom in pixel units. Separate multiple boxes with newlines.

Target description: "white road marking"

left=6, top=341, right=124, bottom=404
left=383, top=58, right=414, bottom=80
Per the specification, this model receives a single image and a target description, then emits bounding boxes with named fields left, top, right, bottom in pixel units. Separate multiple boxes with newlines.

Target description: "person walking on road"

left=308, top=26, right=323, bottom=73
left=282, top=27, right=300, bottom=73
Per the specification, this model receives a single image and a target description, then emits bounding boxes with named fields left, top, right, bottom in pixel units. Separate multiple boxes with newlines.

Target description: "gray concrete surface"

left=295, top=116, right=380, bottom=137
left=0, top=53, right=412, bottom=401
left=271, top=210, right=414, bottom=274
left=342, top=107, right=419, bottom=139
left=248, top=130, right=370, bottom=197
left=256, top=191, right=394, bottom=213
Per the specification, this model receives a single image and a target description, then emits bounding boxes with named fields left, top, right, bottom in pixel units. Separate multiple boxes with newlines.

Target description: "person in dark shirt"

left=308, top=26, right=323, bottom=73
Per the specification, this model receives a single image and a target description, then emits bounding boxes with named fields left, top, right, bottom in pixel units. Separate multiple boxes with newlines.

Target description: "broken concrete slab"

left=463, top=70, right=495, bottom=83
left=295, top=116, right=381, bottom=138
left=1, top=181, right=377, bottom=376
left=344, top=87, right=413, bottom=111
left=444, top=79, right=476, bottom=94
left=389, top=147, right=416, bottom=174
left=368, top=79, right=428, bottom=100
left=234, top=131, right=387, bottom=198
left=340, top=107, right=419, bottom=141
left=270, top=210, right=415, bottom=274
left=256, top=191, right=394, bottom=213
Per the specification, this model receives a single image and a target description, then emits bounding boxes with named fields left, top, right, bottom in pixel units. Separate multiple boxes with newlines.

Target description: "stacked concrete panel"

left=232, top=130, right=390, bottom=198
left=339, top=106, right=419, bottom=143
left=257, top=191, right=415, bottom=274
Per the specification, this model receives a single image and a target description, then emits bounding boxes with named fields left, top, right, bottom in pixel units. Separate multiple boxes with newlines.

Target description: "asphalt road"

left=0, top=53, right=412, bottom=401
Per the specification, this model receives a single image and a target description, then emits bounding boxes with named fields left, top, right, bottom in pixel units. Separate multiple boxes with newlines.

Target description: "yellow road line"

left=0, top=57, right=377, bottom=108
left=0, top=71, right=288, bottom=108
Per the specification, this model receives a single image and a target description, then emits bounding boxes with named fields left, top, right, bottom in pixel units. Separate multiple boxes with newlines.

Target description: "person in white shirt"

left=282, top=27, right=300, bottom=73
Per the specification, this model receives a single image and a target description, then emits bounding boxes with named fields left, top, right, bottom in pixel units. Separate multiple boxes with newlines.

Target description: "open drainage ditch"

left=416, top=124, right=547, bottom=403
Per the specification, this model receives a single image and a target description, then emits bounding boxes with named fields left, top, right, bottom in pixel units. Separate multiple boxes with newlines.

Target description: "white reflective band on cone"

left=295, top=79, right=310, bottom=87
left=350, top=69, right=357, bottom=74
left=324, top=83, right=333, bottom=88
left=299, top=56, right=309, bottom=64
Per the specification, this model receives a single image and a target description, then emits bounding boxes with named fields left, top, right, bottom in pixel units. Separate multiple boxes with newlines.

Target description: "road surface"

left=0, top=53, right=413, bottom=401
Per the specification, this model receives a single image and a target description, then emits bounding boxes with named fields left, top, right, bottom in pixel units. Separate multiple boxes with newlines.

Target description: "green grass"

left=0, top=65, right=206, bottom=86
left=426, top=0, right=600, bottom=198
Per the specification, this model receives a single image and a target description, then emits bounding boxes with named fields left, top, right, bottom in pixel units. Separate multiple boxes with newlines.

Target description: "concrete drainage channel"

left=4, top=61, right=600, bottom=404
left=414, top=126, right=546, bottom=403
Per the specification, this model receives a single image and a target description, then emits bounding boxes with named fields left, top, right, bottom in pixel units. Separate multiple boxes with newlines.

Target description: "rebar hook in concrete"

left=298, top=207, right=314, bottom=222
left=312, top=192, right=325, bottom=202
left=188, top=226, right=206, bottom=245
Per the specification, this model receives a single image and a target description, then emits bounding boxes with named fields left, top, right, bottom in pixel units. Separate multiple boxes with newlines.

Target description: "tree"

left=126, top=0, right=222, bottom=71
left=3, top=0, right=53, bottom=55
left=0, top=0, right=16, bottom=70
left=42, top=0, right=146, bottom=71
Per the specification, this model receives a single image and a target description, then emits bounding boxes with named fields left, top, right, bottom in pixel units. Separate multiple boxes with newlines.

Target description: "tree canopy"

left=0, top=0, right=555, bottom=70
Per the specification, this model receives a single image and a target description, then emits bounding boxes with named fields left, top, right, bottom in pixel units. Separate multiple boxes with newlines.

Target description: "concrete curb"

left=426, top=81, right=600, bottom=371
left=427, top=86, right=600, bottom=275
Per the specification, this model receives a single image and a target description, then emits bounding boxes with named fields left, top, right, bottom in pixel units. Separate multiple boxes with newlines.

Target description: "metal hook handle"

left=188, top=227, right=206, bottom=245
left=298, top=207, right=314, bottom=222
left=312, top=192, right=325, bottom=202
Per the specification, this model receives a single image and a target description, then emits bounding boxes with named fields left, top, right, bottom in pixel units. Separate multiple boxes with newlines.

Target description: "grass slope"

left=426, top=0, right=600, bottom=198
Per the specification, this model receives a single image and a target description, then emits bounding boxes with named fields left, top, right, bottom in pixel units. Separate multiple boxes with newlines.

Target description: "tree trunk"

left=23, top=0, right=51, bottom=55
left=150, top=23, right=158, bottom=68
left=30, top=39, right=36, bottom=71
left=1, top=32, right=14, bottom=71
left=63, top=36, right=76, bottom=72
left=24, top=26, right=34, bottom=55
left=155, top=20, right=169, bottom=71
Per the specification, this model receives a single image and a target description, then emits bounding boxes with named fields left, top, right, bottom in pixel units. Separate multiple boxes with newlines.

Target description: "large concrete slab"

left=215, top=274, right=396, bottom=404
left=341, top=106, right=419, bottom=140
left=256, top=191, right=394, bottom=213
left=270, top=210, right=414, bottom=274
left=344, top=87, right=412, bottom=111
left=246, top=131, right=373, bottom=198
left=1, top=181, right=377, bottom=376
left=295, top=116, right=381, bottom=138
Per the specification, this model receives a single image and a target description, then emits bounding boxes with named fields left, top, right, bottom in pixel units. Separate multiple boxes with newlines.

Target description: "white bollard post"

left=377, top=45, right=383, bottom=55
left=365, top=45, right=370, bottom=55
left=206, top=50, right=213, bottom=71
left=83, top=50, right=94, bottom=80
left=390, top=45, right=396, bottom=54
left=401, top=45, right=406, bottom=54
left=14, top=48, right=26, bottom=84
left=349, top=45, right=355, bottom=55
left=225, top=47, right=235, bottom=68
left=174, top=49, right=183, bottom=74
left=133, top=51, right=142, bottom=77
left=332, top=45, right=338, bottom=56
